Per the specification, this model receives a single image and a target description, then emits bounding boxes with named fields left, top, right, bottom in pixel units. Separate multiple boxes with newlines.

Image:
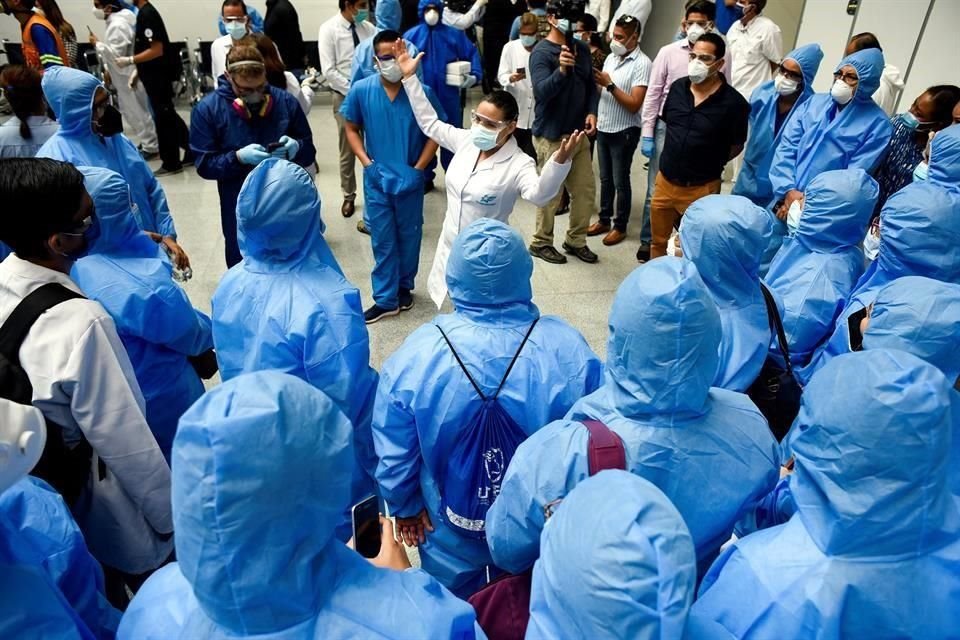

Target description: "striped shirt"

left=598, top=47, right=652, bottom=133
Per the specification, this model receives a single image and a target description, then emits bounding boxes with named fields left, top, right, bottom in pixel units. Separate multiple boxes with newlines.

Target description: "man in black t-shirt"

left=117, top=0, right=191, bottom=175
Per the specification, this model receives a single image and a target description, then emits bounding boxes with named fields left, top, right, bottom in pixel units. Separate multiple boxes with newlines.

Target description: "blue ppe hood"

left=418, top=0, right=443, bottom=20
left=835, top=48, right=884, bottom=102
left=789, top=43, right=823, bottom=94
left=792, top=168, right=878, bottom=253
left=78, top=166, right=161, bottom=257
left=929, top=123, right=960, bottom=192
left=41, top=66, right=100, bottom=138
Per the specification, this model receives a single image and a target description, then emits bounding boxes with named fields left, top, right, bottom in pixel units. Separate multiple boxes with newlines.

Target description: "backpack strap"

left=492, top=318, right=540, bottom=399
left=436, top=324, right=487, bottom=401
left=582, top=419, right=626, bottom=476
left=759, top=283, right=795, bottom=377
left=0, top=283, right=84, bottom=364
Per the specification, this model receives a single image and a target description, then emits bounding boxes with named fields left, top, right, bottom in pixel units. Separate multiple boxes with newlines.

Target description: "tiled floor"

left=158, top=92, right=672, bottom=368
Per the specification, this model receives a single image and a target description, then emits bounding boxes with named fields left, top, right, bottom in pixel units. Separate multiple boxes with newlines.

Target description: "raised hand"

left=555, top=130, right=585, bottom=163
left=394, top=39, right=424, bottom=79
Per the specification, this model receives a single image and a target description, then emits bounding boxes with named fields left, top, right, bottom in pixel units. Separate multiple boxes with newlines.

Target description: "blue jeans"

left=597, top=127, right=641, bottom=232
left=640, top=119, right=667, bottom=245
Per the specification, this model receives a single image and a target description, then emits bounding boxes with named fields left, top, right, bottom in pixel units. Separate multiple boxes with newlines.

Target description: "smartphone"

left=265, top=141, right=284, bottom=152
left=351, top=495, right=381, bottom=559
left=516, top=67, right=525, bottom=74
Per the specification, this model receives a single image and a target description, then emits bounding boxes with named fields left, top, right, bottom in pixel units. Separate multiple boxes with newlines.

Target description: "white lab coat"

left=873, top=63, right=904, bottom=116
left=497, top=39, right=535, bottom=130
left=95, top=9, right=158, bottom=153
left=402, top=75, right=571, bottom=308
left=0, top=255, right=173, bottom=574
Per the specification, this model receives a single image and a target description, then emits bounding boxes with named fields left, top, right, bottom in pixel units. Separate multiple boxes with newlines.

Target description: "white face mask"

left=424, top=9, right=440, bottom=26
left=609, top=40, right=628, bottom=57
left=92, top=7, right=106, bottom=20
left=786, top=199, right=802, bottom=235
left=830, top=79, right=854, bottom=105
left=688, top=59, right=710, bottom=84
left=862, top=221, right=880, bottom=261
left=666, top=231, right=682, bottom=257
left=377, top=59, right=403, bottom=83
left=686, top=24, right=706, bottom=44
left=774, top=74, right=799, bottom=96
left=0, top=399, right=46, bottom=495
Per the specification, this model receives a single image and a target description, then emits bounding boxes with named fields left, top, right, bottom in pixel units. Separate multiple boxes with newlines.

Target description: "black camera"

left=547, top=0, right=586, bottom=21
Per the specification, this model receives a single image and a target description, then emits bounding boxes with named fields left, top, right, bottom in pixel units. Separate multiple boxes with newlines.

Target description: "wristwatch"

left=606, top=82, right=616, bottom=94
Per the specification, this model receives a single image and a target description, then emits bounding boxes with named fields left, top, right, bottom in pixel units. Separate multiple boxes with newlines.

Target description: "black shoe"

left=154, top=164, right=183, bottom=177
left=636, top=244, right=651, bottom=263
left=138, top=146, right=159, bottom=161
left=528, top=244, right=567, bottom=264
left=181, top=150, right=196, bottom=165
left=423, top=180, right=435, bottom=194
left=357, top=220, right=370, bottom=235
left=562, top=242, right=598, bottom=264
left=556, top=203, right=570, bottom=216
left=364, top=304, right=400, bottom=324
left=399, top=289, right=414, bottom=311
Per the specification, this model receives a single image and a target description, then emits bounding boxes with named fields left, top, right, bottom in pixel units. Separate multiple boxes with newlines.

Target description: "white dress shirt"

left=318, top=13, right=377, bottom=96
left=210, top=33, right=239, bottom=81
left=497, top=39, right=535, bottom=130
left=402, top=75, right=571, bottom=308
left=598, top=46, right=651, bottom=133
left=443, top=0, right=486, bottom=29
left=0, top=255, right=173, bottom=574
left=726, top=14, right=782, bottom=101
left=589, top=0, right=612, bottom=32
left=607, top=0, right=652, bottom=37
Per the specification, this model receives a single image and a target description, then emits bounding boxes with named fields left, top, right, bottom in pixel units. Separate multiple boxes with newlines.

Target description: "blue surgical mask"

left=520, top=34, right=537, bottom=48
left=913, top=160, right=929, bottom=182
left=471, top=123, right=500, bottom=151
left=556, top=18, right=571, bottom=33
left=224, top=20, right=247, bottom=40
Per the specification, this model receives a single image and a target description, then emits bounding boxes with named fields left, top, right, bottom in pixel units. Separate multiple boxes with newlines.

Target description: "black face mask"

left=94, top=104, right=124, bottom=137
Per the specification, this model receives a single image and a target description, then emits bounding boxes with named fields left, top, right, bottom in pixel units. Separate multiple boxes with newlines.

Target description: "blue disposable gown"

left=72, top=167, right=212, bottom=461
left=680, top=195, right=775, bottom=391
left=804, top=181, right=960, bottom=382
left=117, top=372, right=483, bottom=640
left=0, top=478, right=120, bottom=638
left=732, top=43, right=823, bottom=207
left=376, top=0, right=401, bottom=30
left=190, top=77, right=316, bottom=266
left=928, top=122, right=960, bottom=194
left=486, top=259, right=780, bottom=579
left=403, top=0, right=482, bottom=129
left=211, top=159, right=378, bottom=538
left=688, top=350, right=960, bottom=639
left=36, top=66, right=177, bottom=239
left=373, top=218, right=602, bottom=597
left=765, top=169, right=878, bottom=374
left=527, top=470, right=697, bottom=640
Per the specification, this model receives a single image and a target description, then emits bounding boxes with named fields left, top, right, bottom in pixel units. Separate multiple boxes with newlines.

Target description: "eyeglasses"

left=777, top=64, right=803, bottom=82
left=833, top=70, right=859, bottom=86
left=471, top=110, right=506, bottom=129
left=62, top=215, right=94, bottom=237
left=684, top=19, right=710, bottom=28
left=375, top=54, right=396, bottom=62
left=223, top=16, right=248, bottom=23
left=688, top=52, right=717, bottom=63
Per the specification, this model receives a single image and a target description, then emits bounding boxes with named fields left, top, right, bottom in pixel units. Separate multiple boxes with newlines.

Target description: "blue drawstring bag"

left=436, top=319, right=539, bottom=540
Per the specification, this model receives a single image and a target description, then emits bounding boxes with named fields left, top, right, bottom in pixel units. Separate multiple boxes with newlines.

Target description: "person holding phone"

left=189, top=44, right=316, bottom=267
left=498, top=12, right=540, bottom=160
left=118, top=372, right=483, bottom=639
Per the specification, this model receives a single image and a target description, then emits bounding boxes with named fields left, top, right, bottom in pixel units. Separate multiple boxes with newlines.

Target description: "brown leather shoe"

left=341, top=200, right=356, bottom=218
left=602, top=229, right=627, bottom=246
left=587, top=222, right=611, bottom=237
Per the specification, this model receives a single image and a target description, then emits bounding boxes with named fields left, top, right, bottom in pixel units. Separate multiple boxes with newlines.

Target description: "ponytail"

left=0, top=65, right=45, bottom=141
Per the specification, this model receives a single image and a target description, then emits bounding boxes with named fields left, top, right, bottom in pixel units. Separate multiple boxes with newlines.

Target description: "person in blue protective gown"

left=764, top=169, right=878, bottom=377
left=372, top=218, right=602, bottom=598
left=486, top=258, right=780, bottom=579
left=71, top=166, right=213, bottom=462
left=679, top=194, right=774, bottom=392
left=190, top=44, right=316, bottom=268
left=403, top=0, right=482, bottom=171
left=0, top=399, right=108, bottom=640
left=733, top=43, right=823, bottom=208
left=211, top=159, right=378, bottom=539
left=765, top=48, right=892, bottom=260
left=925, top=121, right=960, bottom=193
left=803, top=164, right=960, bottom=384
left=526, top=470, right=697, bottom=640
left=35, top=66, right=189, bottom=270
left=116, top=371, right=483, bottom=640
left=687, top=350, right=960, bottom=640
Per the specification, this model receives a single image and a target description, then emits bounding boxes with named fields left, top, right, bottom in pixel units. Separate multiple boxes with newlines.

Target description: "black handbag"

left=747, top=284, right=803, bottom=442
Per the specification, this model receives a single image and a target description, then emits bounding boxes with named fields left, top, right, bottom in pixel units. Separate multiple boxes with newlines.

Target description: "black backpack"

left=0, top=283, right=94, bottom=505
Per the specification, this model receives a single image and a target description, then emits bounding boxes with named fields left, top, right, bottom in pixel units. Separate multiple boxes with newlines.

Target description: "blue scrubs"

left=680, top=195, right=775, bottom=392
left=340, top=73, right=443, bottom=310
left=733, top=43, right=823, bottom=207
left=527, top=471, right=697, bottom=640
left=211, top=159, right=379, bottom=539
left=404, top=0, right=482, bottom=169
left=118, top=372, right=482, bottom=640
left=72, top=167, right=212, bottom=461
left=373, top=219, right=602, bottom=597
left=689, top=350, right=960, bottom=640
left=765, top=169, right=878, bottom=375
left=486, top=259, right=780, bottom=579
left=37, top=67, right=177, bottom=239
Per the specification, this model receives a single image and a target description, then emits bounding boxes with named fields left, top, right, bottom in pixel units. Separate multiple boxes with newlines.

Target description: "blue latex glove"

left=272, top=135, right=300, bottom=160
left=237, top=143, right=270, bottom=166
left=641, top=137, right=655, bottom=158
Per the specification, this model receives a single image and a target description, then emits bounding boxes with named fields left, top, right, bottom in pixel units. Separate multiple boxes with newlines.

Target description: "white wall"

left=899, top=0, right=958, bottom=113
left=794, top=0, right=856, bottom=92
left=0, top=0, right=340, bottom=45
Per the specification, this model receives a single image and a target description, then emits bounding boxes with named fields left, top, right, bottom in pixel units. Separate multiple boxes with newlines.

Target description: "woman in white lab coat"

left=396, top=39, right=580, bottom=308
left=89, top=0, right=159, bottom=156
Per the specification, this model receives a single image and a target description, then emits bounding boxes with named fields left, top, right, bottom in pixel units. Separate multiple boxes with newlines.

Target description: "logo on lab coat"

left=478, top=194, right=498, bottom=206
